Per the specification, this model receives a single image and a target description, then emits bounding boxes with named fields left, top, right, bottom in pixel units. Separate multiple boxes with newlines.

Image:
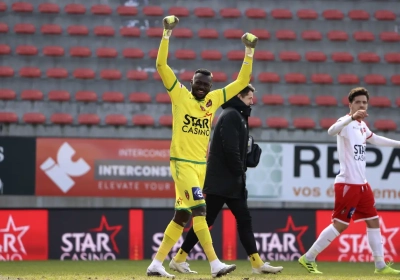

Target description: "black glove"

left=246, top=136, right=262, bottom=168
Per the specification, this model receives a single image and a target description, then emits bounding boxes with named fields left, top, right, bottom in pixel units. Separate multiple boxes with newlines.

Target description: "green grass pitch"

left=0, top=260, right=399, bottom=280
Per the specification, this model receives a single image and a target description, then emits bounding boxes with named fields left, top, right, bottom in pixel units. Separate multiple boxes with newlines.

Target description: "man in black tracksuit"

left=169, top=85, right=284, bottom=275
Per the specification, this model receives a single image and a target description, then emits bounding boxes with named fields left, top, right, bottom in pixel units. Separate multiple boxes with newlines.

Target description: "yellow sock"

left=193, top=216, right=217, bottom=262
left=154, top=221, right=184, bottom=262
left=249, top=253, right=264, bottom=268
left=173, top=248, right=188, bottom=263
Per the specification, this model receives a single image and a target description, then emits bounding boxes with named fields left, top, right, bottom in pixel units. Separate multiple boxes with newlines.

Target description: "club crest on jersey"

left=360, top=127, right=366, bottom=135
left=184, top=190, right=190, bottom=200
left=206, top=100, right=212, bottom=107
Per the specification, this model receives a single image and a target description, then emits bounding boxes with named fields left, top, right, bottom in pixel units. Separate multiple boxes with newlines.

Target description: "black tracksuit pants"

left=181, top=193, right=258, bottom=256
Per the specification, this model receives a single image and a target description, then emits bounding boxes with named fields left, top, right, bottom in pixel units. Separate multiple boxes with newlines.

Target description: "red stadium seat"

left=19, top=67, right=41, bottom=78
left=212, top=71, right=227, bottom=82
left=175, top=49, right=196, bottom=60
left=223, top=29, right=243, bottom=39
left=41, top=24, right=62, bottom=35
left=320, top=118, right=337, bottom=129
left=353, top=31, right=374, bottom=42
left=311, top=73, right=333, bottom=84
left=279, top=51, right=301, bottom=62
left=250, top=29, right=270, bottom=40
left=102, top=92, right=124, bottom=103
left=331, top=52, right=354, bottom=62
left=126, top=70, right=148, bottom=81
left=149, top=48, right=163, bottom=58
left=258, top=72, right=280, bottom=83
left=380, top=32, right=400, bottom=42
left=0, top=89, right=16, bottom=100
left=293, top=117, right=316, bottom=129
left=67, top=25, right=89, bottom=36
left=180, top=71, right=195, bottom=81
left=0, top=44, right=10, bottom=55
left=194, top=7, right=215, bottom=18
left=266, top=117, right=289, bottom=128
left=146, top=27, right=163, bottom=37
left=285, top=73, right=306, bottom=84
left=348, top=10, right=370, bottom=20
left=78, top=114, right=100, bottom=125
left=123, top=48, right=144, bottom=59
left=173, top=28, right=193, bottom=38
left=23, top=112, right=46, bottom=124
left=94, top=26, right=114, bottom=37
left=220, top=8, right=241, bottom=18
left=271, top=9, right=292, bottom=19
left=143, top=6, right=163, bottom=16
left=198, top=28, right=218, bottom=39
left=245, top=8, right=266, bottom=19
left=14, top=23, right=35, bottom=34
left=21, top=89, right=43, bottom=101
left=39, top=3, right=59, bottom=14
left=374, top=120, right=397, bottom=131
left=323, top=9, right=344, bottom=20
left=327, top=30, right=348, bottom=41
left=96, top=47, right=117, bottom=58
left=64, top=3, right=86, bottom=14
left=12, top=2, right=33, bottom=13
left=276, top=30, right=296, bottom=40
left=0, top=23, right=9, bottom=33
left=385, top=53, right=400, bottom=63
left=153, top=72, right=161, bottom=81
left=155, top=93, right=171, bottom=104
left=369, top=96, right=391, bottom=108
left=315, top=96, right=337, bottom=106
left=254, top=51, right=274, bottom=61
left=0, top=2, right=7, bottom=12
left=168, top=7, right=189, bottom=17
left=48, top=90, right=70, bottom=101
left=100, top=69, right=121, bottom=80
left=70, top=46, right=91, bottom=57
left=305, top=51, right=326, bottom=62
left=227, top=50, right=244, bottom=60
left=396, top=98, right=400, bottom=107
left=0, top=66, right=14, bottom=77
left=358, top=52, right=380, bottom=63
left=0, top=112, right=18, bottom=123
left=288, top=95, right=311, bottom=106
left=248, top=117, right=262, bottom=128
left=297, top=9, right=318, bottom=19
left=301, top=30, right=322, bottom=41
left=120, top=27, right=140, bottom=37
left=364, top=74, right=386, bottom=85
left=391, top=75, right=400, bottom=85
left=50, top=113, right=73, bottom=124
left=338, top=74, right=359, bottom=84
left=201, top=50, right=222, bottom=60
left=262, top=94, right=284, bottom=105
left=105, top=114, right=127, bottom=126
left=91, top=4, right=112, bottom=15
left=159, top=115, right=173, bottom=126
left=46, top=68, right=68, bottom=79
left=116, top=6, right=137, bottom=16
left=75, top=91, right=98, bottom=102
left=73, top=68, right=95, bottom=79
left=132, top=115, right=155, bottom=126
left=129, top=92, right=151, bottom=103
left=374, top=10, right=396, bottom=21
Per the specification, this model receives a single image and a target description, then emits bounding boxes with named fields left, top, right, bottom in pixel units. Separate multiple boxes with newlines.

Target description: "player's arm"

left=367, top=134, right=400, bottom=147
left=328, top=110, right=368, bottom=136
left=156, top=16, right=180, bottom=93
left=219, top=112, right=245, bottom=176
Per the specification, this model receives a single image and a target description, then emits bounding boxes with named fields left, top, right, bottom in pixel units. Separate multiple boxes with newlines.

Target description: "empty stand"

left=262, top=94, right=284, bottom=105
left=129, top=92, right=151, bottom=103
left=75, top=91, right=98, bottom=102
left=23, top=113, right=46, bottom=124
left=78, top=114, right=100, bottom=125
left=0, top=112, right=18, bottom=123
left=133, top=115, right=155, bottom=126
left=168, top=7, right=189, bottom=17
left=159, top=115, right=173, bottom=126
left=48, top=90, right=70, bottom=101
left=220, top=8, right=241, bottom=18
left=320, top=118, right=337, bottom=129
left=105, top=114, right=127, bottom=126
left=21, top=89, right=43, bottom=101
left=102, top=92, right=124, bottom=103
left=374, top=120, right=397, bottom=131
left=293, top=117, right=316, bottom=129
left=39, top=3, right=60, bottom=14
left=50, top=113, right=73, bottom=125
left=0, top=89, right=16, bottom=100
left=245, top=8, right=266, bottom=19
left=266, top=117, right=289, bottom=129
left=271, top=9, right=292, bottom=19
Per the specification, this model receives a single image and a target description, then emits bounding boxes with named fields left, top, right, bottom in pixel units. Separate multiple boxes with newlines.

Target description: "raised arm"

left=367, top=134, right=400, bottom=147
left=328, top=115, right=352, bottom=136
left=156, top=16, right=179, bottom=90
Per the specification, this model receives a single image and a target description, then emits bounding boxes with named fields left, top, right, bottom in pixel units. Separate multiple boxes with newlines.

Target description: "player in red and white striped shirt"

left=299, top=87, right=400, bottom=275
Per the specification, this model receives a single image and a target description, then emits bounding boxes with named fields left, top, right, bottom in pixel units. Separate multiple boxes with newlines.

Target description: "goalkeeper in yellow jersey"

left=146, top=15, right=258, bottom=278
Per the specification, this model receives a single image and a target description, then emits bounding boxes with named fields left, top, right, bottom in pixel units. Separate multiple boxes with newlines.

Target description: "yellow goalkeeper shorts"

left=170, top=160, right=206, bottom=212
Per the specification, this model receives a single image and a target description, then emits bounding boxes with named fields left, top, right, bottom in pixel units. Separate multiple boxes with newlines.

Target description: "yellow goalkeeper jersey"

left=156, top=37, right=253, bottom=164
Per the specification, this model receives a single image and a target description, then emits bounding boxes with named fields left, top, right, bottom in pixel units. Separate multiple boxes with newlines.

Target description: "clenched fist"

left=163, top=15, right=179, bottom=30
left=241, top=33, right=258, bottom=48
left=351, top=110, right=368, bottom=121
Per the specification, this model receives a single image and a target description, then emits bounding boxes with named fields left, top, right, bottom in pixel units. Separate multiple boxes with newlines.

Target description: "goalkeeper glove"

left=162, top=15, right=179, bottom=39
left=241, top=33, right=258, bottom=57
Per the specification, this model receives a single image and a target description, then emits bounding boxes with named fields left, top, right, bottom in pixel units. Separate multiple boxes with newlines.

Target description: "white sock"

left=150, top=259, right=163, bottom=267
left=305, top=224, right=340, bottom=261
left=367, top=228, right=386, bottom=269
left=210, top=259, right=222, bottom=270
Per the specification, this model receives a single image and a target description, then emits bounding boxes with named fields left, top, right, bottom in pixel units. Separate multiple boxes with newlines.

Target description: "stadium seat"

left=0, top=23, right=8, bottom=33
left=41, top=24, right=62, bottom=35
left=323, top=9, right=344, bottom=20
left=266, top=117, right=289, bottom=128
left=19, top=67, right=41, bottom=78
left=315, top=96, right=337, bottom=106
left=173, top=28, right=193, bottom=38
left=288, top=95, right=311, bottom=106
left=78, top=114, right=100, bottom=125
left=311, top=73, right=333, bottom=84
left=293, top=117, right=316, bottom=129
left=380, top=32, right=400, bottom=42
left=177, top=71, right=192, bottom=81
left=341, top=96, right=350, bottom=106
left=254, top=51, right=274, bottom=61
left=0, top=2, right=7, bottom=12
left=21, top=89, right=43, bottom=101
left=116, top=6, right=137, bottom=16
left=245, top=8, right=266, bottom=19
left=305, top=51, right=326, bottom=62
left=331, top=52, right=354, bottom=62
left=102, top=92, right=124, bottom=103
left=175, top=49, right=196, bottom=60
left=147, top=48, right=169, bottom=58
left=39, top=3, right=59, bottom=14
left=212, top=71, right=227, bottom=82
left=91, top=4, right=112, bottom=15
left=348, top=10, right=370, bottom=20
left=396, top=98, right=400, bottom=107
left=338, top=74, right=359, bottom=84
left=201, top=50, right=222, bottom=60
left=301, top=30, right=322, bottom=41
left=391, top=75, right=400, bottom=85
left=48, top=90, right=70, bottom=101
left=0, top=66, right=14, bottom=77
left=75, top=91, right=98, bottom=102
left=258, top=72, right=280, bottom=83
left=120, top=27, right=140, bottom=37
left=227, top=50, right=244, bottom=60
left=369, top=96, right=391, bottom=107
left=220, top=8, right=241, bottom=18
left=0, top=112, right=18, bottom=123
left=353, top=31, right=374, bottom=42
left=0, top=89, right=16, bottom=100
left=105, top=114, right=127, bottom=126
left=64, top=3, right=86, bottom=14
left=70, top=46, right=91, bottom=57
left=279, top=51, right=301, bottom=62
left=155, top=93, right=171, bottom=104
left=159, top=115, right=173, bottom=126
left=198, top=28, right=218, bottom=39
left=146, top=27, right=163, bottom=37
left=327, top=30, right=348, bottom=41
left=297, top=9, right=318, bottom=19
left=249, top=29, right=270, bottom=40
left=50, top=113, right=73, bottom=124
left=358, top=52, right=380, bottom=63
left=168, top=7, right=189, bottom=17
left=224, top=29, right=243, bottom=39
left=153, top=72, right=161, bottom=81
left=248, top=117, right=262, bottom=128
left=320, top=118, right=337, bottom=129
left=100, top=69, right=121, bottom=80
left=16, top=45, right=37, bottom=56
left=12, top=2, right=33, bottom=13
left=285, top=73, right=306, bottom=83
left=0, top=44, right=10, bottom=55
left=129, top=92, right=151, bottom=103
left=123, top=48, right=144, bottom=59
left=132, top=115, right=155, bottom=126
left=194, top=7, right=215, bottom=18
left=126, top=70, right=148, bottom=80
left=23, top=112, right=46, bottom=124
left=364, top=74, right=386, bottom=85
left=262, top=94, right=284, bottom=105
left=73, top=68, right=95, bottom=79
left=374, top=10, right=396, bottom=21
left=14, top=23, right=35, bottom=34
left=94, top=26, right=115, bottom=37
left=96, top=47, right=117, bottom=58
left=385, top=53, right=400, bottom=63
left=271, top=9, right=292, bottom=19
left=143, top=6, right=163, bottom=16
left=276, top=30, right=296, bottom=40
left=46, top=68, right=68, bottom=79
left=374, top=120, right=397, bottom=131
left=67, top=25, right=89, bottom=36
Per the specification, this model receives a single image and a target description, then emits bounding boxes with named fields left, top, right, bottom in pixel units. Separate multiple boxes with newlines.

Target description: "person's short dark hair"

left=348, top=87, right=369, bottom=103
left=195, top=68, right=212, bottom=77
left=238, top=84, right=255, bottom=98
